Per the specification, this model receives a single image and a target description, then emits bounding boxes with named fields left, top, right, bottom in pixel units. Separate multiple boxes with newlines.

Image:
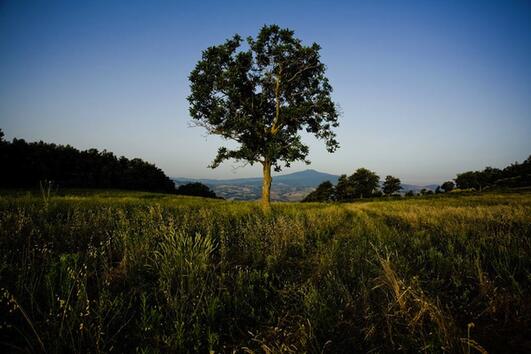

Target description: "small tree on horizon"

left=441, top=181, right=455, bottom=192
left=349, top=168, right=380, bottom=199
left=335, top=174, right=353, bottom=202
left=382, top=175, right=401, bottom=196
left=188, top=25, right=340, bottom=210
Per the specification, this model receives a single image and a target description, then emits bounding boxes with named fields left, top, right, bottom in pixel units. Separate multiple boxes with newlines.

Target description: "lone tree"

left=382, top=175, right=402, bottom=196
left=188, top=25, right=339, bottom=209
left=349, top=168, right=380, bottom=199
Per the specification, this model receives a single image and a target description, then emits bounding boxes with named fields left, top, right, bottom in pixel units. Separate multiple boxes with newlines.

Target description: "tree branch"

left=271, top=66, right=282, bottom=135
left=286, top=63, right=319, bottom=83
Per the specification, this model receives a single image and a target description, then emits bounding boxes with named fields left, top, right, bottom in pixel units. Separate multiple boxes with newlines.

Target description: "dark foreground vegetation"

left=0, top=191, right=529, bottom=353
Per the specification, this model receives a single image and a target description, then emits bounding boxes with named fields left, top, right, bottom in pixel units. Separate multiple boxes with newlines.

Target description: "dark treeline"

left=304, top=155, right=531, bottom=203
left=454, top=156, right=531, bottom=191
left=0, top=130, right=176, bottom=193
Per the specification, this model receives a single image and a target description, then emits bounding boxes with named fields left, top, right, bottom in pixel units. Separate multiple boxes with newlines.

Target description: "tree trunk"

left=261, top=160, right=272, bottom=211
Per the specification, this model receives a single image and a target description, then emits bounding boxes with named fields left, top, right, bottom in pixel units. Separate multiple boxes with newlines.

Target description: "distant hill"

left=273, top=169, right=340, bottom=186
left=402, top=183, right=439, bottom=192
left=176, top=169, right=338, bottom=187
left=174, top=169, right=437, bottom=201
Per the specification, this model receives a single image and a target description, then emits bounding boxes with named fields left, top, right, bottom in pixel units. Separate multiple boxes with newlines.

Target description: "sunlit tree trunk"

left=261, top=160, right=272, bottom=211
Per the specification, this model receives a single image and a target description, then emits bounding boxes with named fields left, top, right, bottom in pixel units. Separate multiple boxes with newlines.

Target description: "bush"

left=175, top=182, right=219, bottom=199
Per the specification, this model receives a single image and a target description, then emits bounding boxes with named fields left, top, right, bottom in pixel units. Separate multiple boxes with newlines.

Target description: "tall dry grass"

left=0, top=190, right=529, bottom=352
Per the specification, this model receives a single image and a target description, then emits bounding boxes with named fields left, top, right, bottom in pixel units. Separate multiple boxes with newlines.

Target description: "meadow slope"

left=0, top=191, right=530, bottom=353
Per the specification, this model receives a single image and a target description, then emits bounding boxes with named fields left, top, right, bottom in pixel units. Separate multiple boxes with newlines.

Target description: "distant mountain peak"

left=279, top=168, right=334, bottom=176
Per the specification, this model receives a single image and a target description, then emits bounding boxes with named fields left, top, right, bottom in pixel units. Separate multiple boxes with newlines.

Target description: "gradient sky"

left=1, top=0, right=530, bottom=184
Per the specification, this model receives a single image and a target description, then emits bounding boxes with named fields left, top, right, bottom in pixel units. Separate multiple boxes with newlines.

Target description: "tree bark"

left=261, top=160, right=272, bottom=211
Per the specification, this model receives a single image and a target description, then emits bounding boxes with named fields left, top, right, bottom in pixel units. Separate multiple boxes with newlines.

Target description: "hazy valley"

left=174, top=169, right=439, bottom=201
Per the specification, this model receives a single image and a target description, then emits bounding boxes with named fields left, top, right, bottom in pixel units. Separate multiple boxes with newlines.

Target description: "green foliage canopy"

left=335, top=174, right=354, bottom=201
left=188, top=25, right=339, bottom=173
left=441, top=181, right=455, bottom=192
left=382, top=175, right=402, bottom=195
left=349, top=168, right=380, bottom=199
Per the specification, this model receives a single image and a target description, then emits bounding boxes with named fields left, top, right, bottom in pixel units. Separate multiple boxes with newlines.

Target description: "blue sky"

left=1, top=0, right=530, bottom=184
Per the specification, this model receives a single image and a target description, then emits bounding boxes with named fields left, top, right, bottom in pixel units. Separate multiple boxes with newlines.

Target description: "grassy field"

left=0, top=191, right=530, bottom=353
